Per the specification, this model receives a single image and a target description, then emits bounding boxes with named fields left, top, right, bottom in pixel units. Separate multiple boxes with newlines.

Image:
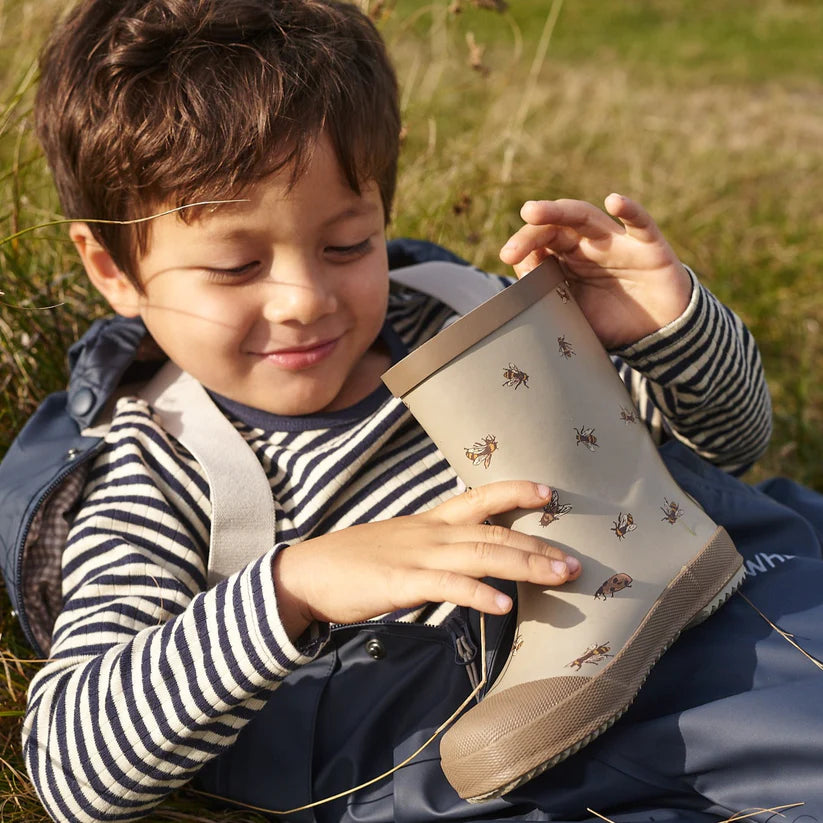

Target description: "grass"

left=2, top=0, right=823, bottom=819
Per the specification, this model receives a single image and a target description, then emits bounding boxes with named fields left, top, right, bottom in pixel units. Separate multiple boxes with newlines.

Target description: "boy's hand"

left=273, top=481, right=581, bottom=640
left=499, top=194, right=693, bottom=349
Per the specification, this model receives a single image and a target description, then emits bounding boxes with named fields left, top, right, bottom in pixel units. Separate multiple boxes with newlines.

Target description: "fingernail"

left=551, top=559, right=568, bottom=575
left=501, top=241, right=516, bottom=252
left=565, top=555, right=581, bottom=574
left=536, top=483, right=551, bottom=499
left=495, top=593, right=513, bottom=611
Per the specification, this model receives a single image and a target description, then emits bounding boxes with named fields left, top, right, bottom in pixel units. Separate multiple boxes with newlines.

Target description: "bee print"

left=557, top=336, right=575, bottom=358
left=539, top=489, right=573, bottom=526
left=611, top=512, right=637, bottom=540
left=567, top=642, right=613, bottom=671
left=594, top=573, right=633, bottom=600
left=574, top=425, right=599, bottom=452
left=556, top=285, right=570, bottom=303
left=660, top=498, right=685, bottom=524
left=502, top=362, right=530, bottom=390
left=464, top=434, right=499, bottom=469
left=619, top=406, right=637, bottom=424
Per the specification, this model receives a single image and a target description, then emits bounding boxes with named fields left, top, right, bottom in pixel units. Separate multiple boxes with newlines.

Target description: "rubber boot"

left=381, top=258, right=745, bottom=803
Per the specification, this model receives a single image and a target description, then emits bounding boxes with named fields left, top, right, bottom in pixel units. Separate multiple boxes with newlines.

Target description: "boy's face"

left=113, top=137, right=390, bottom=416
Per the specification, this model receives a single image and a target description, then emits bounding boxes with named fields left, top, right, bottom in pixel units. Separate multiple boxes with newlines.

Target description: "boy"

left=15, top=0, right=822, bottom=821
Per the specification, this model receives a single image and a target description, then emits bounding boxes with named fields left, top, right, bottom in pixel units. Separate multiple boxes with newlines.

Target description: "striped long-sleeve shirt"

left=23, top=271, right=771, bottom=822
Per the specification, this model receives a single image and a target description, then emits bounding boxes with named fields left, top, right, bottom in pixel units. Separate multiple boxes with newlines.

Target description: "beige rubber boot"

left=381, top=258, right=744, bottom=803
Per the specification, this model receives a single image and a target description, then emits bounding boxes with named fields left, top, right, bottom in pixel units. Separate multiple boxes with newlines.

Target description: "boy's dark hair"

left=35, top=0, right=400, bottom=285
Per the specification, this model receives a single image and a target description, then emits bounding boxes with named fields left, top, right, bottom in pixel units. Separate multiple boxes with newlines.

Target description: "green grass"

left=2, top=0, right=823, bottom=819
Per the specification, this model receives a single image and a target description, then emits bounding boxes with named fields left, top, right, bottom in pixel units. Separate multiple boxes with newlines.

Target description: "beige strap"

left=388, top=261, right=504, bottom=316
left=140, top=362, right=276, bottom=585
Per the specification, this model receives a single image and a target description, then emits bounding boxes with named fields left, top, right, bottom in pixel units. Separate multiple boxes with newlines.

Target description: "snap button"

left=365, top=637, right=386, bottom=660
left=70, top=387, right=96, bottom=417
left=66, top=448, right=79, bottom=461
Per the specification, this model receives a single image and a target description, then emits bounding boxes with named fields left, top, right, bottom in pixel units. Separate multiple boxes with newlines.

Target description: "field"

left=2, top=0, right=823, bottom=819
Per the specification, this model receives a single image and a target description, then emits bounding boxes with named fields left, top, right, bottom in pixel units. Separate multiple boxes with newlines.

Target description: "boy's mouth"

left=257, top=338, right=339, bottom=370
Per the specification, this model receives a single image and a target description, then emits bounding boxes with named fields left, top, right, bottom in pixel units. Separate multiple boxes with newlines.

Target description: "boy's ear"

left=69, top=222, right=142, bottom=317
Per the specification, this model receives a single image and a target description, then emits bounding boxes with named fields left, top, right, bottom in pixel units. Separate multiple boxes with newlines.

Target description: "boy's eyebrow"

left=319, top=201, right=382, bottom=227
left=202, top=200, right=382, bottom=241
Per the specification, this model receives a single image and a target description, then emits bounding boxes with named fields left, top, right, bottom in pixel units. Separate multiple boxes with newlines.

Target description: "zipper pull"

left=452, top=627, right=482, bottom=702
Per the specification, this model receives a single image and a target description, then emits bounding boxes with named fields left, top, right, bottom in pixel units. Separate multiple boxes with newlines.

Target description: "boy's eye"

left=326, top=239, right=373, bottom=258
left=205, top=261, right=260, bottom=281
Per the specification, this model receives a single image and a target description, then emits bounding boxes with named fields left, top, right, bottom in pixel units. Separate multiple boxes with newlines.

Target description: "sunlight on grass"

left=2, top=0, right=823, bottom=819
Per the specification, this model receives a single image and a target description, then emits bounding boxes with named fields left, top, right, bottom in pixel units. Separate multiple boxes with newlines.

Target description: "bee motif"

left=574, top=425, right=599, bottom=452
left=611, top=512, right=637, bottom=540
left=619, top=406, right=638, bottom=425
left=567, top=642, right=613, bottom=671
left=556, top=285, right=570, bottom=303
left=502, top=362, right=530, bottom=390
left=464, top=434, right=499, bottom=469
left=660, top=498, right=685, bottom=524
left=557, top=336, right=575, bottom=358
left=539, top=489, right=573, bottom=526
left=594, top=572, right=633, bottom=600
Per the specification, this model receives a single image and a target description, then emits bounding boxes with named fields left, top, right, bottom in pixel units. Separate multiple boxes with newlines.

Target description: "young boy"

left=14, top=1, right=823, bottom=821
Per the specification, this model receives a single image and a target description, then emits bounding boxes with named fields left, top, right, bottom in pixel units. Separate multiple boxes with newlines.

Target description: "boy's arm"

left=22, top=400, right=326, bottom=823
left=610, top=268, right=772, bottom=473
left=500, top=195, right=772, bottom=473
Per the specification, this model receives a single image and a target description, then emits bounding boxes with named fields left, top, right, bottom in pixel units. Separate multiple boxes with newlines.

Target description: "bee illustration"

left=574, top=425, right=599, bottom=452
left=502, top=362, right=530, bottom=390
left=594, top=572, right=633, bottom=600
left=567, top=642, right=613, bottom=671
left=464, top=434, right=499, bottom=469
left=557, top=336, right=575, bottom=358
left=611, top=512, right=637, bottom=540
left=556, top=285, right=570, bottom=303
left=619, top=406, right=638, bottom=425
left=660, top=498, right=685, bottom=524
left=539, top=489, right=573, bottom=526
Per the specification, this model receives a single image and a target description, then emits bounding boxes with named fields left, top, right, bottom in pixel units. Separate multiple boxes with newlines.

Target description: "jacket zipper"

left=333, top=612, right=481, bottom=701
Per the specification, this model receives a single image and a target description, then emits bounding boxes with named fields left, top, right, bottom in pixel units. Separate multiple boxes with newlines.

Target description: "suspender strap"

left=389, top=261, right=503, bottom=316
left=136, top=261, right=498, bottom=583
left=140, top=362, right=277, bottom=585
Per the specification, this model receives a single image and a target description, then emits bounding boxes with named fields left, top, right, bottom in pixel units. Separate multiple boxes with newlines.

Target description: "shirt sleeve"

left=22, top=398, right=328, bottom=823
left=610, top=267, right=772, bottom=474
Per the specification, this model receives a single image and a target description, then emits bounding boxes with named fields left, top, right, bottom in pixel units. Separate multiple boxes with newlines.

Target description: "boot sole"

left=440, top=526, right=744, bottom=803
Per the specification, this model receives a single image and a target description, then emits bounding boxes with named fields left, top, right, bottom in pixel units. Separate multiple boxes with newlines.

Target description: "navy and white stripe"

left=613, top=267, right=771, bottom=473
left=23, top=274, right=771, bottom=822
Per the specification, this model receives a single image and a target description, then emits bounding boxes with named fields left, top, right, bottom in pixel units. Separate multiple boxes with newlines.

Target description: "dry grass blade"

left=0, top=200, right=250, bottom=247
left=588, top=803, right=805, bottom=823
left=722, top=804, right=806, bottom=822
left=739, top=593, right=823, bottom=672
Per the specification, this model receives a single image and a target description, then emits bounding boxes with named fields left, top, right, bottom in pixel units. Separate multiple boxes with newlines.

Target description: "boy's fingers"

left=604, top=193, right=661, bottom=243
left=500, top=224, right=580, bottom=267
left=431, top=480, right=553, bottom=525
left=398, top=569, right=515, bottom=614
left=398, top=564, right=575, bottom=616
left=520, top=199, right=620, bottom=240
left=437, top=535, right=580, bottom=581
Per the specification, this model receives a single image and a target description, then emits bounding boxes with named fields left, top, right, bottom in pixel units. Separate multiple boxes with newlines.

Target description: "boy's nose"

left=262, top=257, right=338, bottom=325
